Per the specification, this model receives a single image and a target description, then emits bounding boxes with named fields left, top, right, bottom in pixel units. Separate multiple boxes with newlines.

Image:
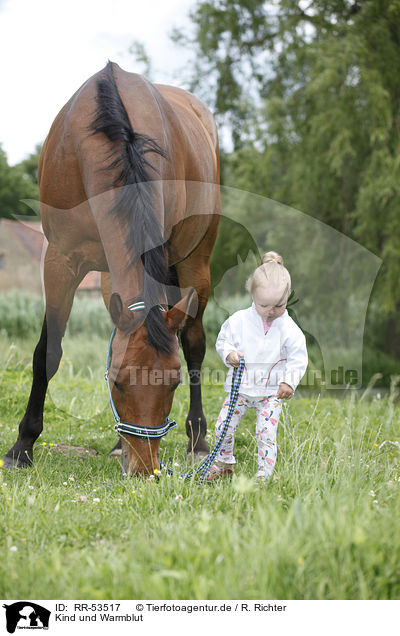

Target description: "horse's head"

left=107, top=289, right=197, bottom=476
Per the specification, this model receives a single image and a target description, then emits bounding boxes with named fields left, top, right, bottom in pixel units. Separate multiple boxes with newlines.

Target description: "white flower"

left=68, top=476, right=75, bottom=482
left=9, top=546, right=17, bottom=552
left=93, top=498, right=100, bottom=504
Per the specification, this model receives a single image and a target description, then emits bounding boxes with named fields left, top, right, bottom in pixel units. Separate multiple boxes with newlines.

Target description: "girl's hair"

left=245, top=251, right=291, bottom=299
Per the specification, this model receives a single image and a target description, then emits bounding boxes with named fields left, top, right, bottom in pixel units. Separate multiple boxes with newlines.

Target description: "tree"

left=173, top=0, right=400, bottom=357
left=17, top=143, right=42, bottom=185
left=0, top=145, right=39, bottom=219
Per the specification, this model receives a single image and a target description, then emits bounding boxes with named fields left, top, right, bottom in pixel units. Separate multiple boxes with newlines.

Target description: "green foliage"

left=0, top=291, right=112, bottom=340
left=174, top=0, right=400, bottom=357
left=0, top=145, right=39, bottom=219
left=16, top=143, right=42, bottom=185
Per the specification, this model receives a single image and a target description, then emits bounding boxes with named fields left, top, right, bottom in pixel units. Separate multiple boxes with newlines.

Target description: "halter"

left=104, top=303, right=177, bottom=440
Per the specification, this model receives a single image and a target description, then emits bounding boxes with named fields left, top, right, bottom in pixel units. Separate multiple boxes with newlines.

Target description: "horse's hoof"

left=1, top=454, right=30, bottom=470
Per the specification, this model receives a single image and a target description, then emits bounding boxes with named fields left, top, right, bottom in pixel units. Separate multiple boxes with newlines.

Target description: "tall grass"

left=1, top=290, right=397, bottom=387
left=0, top=337, right=400, bottom=600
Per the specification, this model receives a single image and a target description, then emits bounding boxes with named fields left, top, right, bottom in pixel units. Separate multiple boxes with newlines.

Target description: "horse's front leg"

left=180, top=309, right=210, bottom=458
left=2, top=245, right=85, bottom=468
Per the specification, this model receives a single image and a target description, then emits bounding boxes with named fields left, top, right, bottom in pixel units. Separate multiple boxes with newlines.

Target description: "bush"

left=0, top=291, right=112, bottom=339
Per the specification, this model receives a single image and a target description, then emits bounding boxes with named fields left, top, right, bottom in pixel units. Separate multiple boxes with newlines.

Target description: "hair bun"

left=262, top=251, right=283, bottom=266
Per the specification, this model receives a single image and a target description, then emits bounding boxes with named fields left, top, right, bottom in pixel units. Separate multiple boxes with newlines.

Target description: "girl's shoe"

left=206, top=461, right=235, bottom=481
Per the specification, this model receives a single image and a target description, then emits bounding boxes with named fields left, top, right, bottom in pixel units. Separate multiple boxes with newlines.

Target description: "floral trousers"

left=214, top=393, right=282, bottom=476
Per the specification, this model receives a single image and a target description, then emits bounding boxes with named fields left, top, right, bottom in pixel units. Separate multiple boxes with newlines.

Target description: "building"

left=0, top=219, right=101, bottom=295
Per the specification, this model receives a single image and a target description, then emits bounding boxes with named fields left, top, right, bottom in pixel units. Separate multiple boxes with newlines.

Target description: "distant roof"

left=1, top=220, right=101, bottom=291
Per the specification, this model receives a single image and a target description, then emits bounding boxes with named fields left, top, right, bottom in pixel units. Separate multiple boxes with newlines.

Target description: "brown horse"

left=2, top=61, right=220, bottom=475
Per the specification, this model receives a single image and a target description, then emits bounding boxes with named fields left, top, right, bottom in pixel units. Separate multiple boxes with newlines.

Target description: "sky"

left=0, top=0, right=195, bottom=165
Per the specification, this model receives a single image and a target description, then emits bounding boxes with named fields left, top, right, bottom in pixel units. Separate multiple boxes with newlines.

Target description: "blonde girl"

left=209, top=251, right=308, bottom=480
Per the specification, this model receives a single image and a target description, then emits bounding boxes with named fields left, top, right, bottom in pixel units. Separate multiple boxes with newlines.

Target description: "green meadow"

left=0, top=329, right=399, bottom=600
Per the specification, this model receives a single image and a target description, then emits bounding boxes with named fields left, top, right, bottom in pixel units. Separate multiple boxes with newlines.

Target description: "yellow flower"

left=0, top=459, right=4, bottom=468
left=42, top=442, right=47, bottom=446
left=49, top=443, right=54, bottom=447
left=298, top=556, right=305, bottom=565
left=131, top=489, right=136, bottom=494
left=154, top=468, right=159, bottom=475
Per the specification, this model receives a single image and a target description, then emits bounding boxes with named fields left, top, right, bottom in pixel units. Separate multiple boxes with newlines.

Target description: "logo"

left=2, top=603, right=51, bottom=633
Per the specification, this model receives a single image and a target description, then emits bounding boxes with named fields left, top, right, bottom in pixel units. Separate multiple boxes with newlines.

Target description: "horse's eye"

left=114, top=380, right=123, bottom=393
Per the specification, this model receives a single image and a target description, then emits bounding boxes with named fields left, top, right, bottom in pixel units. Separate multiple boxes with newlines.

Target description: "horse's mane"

left=90, top=61, right=174, bottom=354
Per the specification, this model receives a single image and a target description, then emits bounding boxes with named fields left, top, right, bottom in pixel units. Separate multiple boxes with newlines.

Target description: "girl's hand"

left=226, top=350, right=244, bottom=367
left=277, top=382, right=293, bottom=399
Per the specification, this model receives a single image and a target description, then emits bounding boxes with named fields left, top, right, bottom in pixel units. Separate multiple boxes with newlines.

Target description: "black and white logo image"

left=2, top=602, right=51, bottom=633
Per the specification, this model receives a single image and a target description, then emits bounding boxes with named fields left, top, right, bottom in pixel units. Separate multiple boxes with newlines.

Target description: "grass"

left=0, top=336, right=400, bottom=600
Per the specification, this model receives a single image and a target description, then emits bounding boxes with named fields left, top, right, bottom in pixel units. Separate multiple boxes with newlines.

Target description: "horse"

left=2, top=61, right=220, bottom=476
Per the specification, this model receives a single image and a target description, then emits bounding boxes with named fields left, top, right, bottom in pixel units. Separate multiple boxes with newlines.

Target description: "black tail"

left=90, top=61, right=173, bottom=354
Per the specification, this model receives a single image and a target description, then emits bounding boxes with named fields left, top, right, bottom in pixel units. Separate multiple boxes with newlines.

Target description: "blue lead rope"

left=164, top=357, right=245, bottom=483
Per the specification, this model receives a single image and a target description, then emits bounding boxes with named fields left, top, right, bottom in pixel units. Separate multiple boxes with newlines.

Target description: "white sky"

left=0, top=0, right=195, bottom=165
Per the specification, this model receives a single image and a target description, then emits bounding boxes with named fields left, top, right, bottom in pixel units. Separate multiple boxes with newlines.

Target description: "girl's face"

left=252, top=286, right=287, bottom=321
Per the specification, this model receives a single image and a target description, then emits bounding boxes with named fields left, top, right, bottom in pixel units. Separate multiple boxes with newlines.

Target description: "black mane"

left=90, top=61, right=174, bottom=355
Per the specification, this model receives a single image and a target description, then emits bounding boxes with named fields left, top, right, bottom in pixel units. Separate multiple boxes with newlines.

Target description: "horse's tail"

left=90, top=61, right=173, bottom=354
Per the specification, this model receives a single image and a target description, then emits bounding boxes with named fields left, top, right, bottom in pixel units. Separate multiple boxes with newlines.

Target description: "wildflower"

left=175, top=494, right=183, bottom=500
left=49, top=443, right=54, bottom=447
left=68, top=476, right=75, bottom=482
left=42, top=442, right=47, bottom=446
left=9, top=546, right=17, bottom=552
left=173, top=462, right=180, bottom=467
left=298, top=557, right=305, bottom=565
left=154, top=468, right=159, bottom=475
left=76, top=495, right=87, bottom=503
left=117, top=498, right=123, bottom=505
left=28, top=485, right=34, bottom=490
left=0, top=459, right=4, bottom=468
left=62, top=482, right=68, bottom=486
left=93, top=498, right=100, bottom=504
left=369, top=490, right=376, bottom=497
left=373, top=499, right=378, bottom=504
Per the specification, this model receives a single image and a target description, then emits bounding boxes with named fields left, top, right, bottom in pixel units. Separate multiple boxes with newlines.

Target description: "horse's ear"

left=165, top=288, right=198, bottom=331
left=109, top=293, right=135, bottom=331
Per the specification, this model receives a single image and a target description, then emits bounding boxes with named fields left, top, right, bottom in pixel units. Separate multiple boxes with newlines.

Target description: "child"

left=209, top=251, right=308, bottom=481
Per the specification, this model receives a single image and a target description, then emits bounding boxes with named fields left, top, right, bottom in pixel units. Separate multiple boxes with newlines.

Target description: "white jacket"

left=216, top=303, right=308, bottom=397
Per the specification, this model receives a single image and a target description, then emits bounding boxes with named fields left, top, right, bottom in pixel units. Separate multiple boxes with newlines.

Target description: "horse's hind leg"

left=2, top=245, right=85, bottom=468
